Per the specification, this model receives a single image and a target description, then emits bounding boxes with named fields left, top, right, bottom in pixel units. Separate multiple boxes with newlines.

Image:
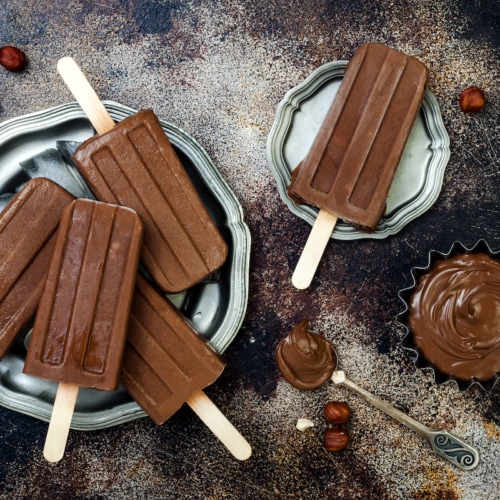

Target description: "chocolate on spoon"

left=275, top=320, right=480, bottom=471
left=275, top=319, right=337, bottom=390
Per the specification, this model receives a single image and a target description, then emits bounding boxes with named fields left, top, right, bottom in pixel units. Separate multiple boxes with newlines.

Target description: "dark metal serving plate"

left=0, top=101, right=251, bottom=430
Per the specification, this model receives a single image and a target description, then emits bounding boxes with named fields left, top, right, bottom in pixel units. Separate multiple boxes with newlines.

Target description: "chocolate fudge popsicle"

left=291, top=43, right=428, bottom=289
left=0, top=178, right=74, bottom=358
left=123, top=276, right=251, bottom=460
left=24, top=198, right=143, bottom=462
left=123, top=275, right=226, bottom=424
left=57, top=57, right=227, bottom=294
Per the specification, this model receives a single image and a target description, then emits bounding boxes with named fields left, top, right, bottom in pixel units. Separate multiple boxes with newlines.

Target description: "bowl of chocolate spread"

left=398, top=240, right=500, bottom=391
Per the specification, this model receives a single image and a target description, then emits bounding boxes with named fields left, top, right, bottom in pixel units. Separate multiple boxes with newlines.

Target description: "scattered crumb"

left=296, top=418, right=315, bottom=432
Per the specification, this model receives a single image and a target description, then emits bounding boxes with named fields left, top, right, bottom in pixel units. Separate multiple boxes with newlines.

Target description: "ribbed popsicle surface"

left=292, top=43, right=428, bottom=231
left=73, top=110, right=227, bottom=293
left=122, top=276, right=225, bottom=424
left=24, top=199, right=143, bottom=391
left=0, top=179, right=74, bottom=358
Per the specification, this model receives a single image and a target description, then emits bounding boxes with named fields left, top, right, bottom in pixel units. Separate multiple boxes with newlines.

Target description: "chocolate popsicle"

left=0, top=178, right=74, bottom=358
left=123, top=276, right=251, bottom=460
left=291, top=43, right=428, bottom=289
left=57, top=57, right=228, bottom=294
left=24, top=198, right=143, bottom=462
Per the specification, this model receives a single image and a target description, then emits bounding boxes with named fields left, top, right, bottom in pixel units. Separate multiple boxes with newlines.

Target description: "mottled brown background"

left=0, top=0, right=499, bottom=498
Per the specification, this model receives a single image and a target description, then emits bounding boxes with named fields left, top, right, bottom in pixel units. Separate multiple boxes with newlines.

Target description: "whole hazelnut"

left=323, top=401, right=351, bottom=425
left=459, top=86, right=485, bottom=113
left=323, top=427, right=350, bottom=452
left=0, top=46, right=26, bottom=72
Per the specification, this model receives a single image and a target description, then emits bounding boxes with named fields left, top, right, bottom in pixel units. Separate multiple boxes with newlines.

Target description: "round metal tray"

left=266, top=60, right=450, bottom=239
left=0, top=101, right=251, bottom=430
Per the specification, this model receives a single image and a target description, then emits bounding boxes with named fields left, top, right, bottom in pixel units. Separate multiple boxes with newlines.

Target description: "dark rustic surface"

left=0, top=1, right=499, bottom=498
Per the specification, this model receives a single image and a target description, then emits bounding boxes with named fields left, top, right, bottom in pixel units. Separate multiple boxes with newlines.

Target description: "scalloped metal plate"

left=0, top=101, right=251, bottom=430
left=266, top=60, right=450, bottom=240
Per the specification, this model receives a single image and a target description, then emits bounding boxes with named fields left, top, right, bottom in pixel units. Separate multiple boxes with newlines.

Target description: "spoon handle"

left=331, top=371, right=480, bottom=470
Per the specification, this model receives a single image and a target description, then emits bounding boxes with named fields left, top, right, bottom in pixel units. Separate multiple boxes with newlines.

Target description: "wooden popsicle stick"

left=57, top=57, right=115, bottom=135
left=292, top=208, right=338, bottom=289
left=186, top=390, right=252, bottom=461
left=43, top=382, right=79, bottom=463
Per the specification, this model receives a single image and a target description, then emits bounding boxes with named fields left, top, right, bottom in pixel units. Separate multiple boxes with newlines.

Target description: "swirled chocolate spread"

left=408, top=253, right=500, bottom=381
left=275, top=320, right=337, bottom=389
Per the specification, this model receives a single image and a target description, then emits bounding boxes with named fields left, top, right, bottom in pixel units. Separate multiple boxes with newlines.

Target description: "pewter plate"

left=0, top=101, right=251, bottom=430
left=267, top=61, right=450, bottom=239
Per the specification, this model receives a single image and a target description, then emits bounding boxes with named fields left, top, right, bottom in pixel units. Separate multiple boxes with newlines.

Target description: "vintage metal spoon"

left=275, top=321, right=480, bottom=471
left=331, top=369, right=480, bottom=471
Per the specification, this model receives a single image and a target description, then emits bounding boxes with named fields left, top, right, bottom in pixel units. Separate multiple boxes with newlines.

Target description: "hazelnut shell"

left=0, top=46, right=26, bottom=72
left=323, top=427, right=350, bottom=452
left=459, top=86, right=485, bottom=113
left=323, top=401, right=351, bottom=425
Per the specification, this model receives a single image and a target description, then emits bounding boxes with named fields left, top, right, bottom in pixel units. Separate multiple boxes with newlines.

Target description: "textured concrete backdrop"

left=0, top=1, right=499, bottom=498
